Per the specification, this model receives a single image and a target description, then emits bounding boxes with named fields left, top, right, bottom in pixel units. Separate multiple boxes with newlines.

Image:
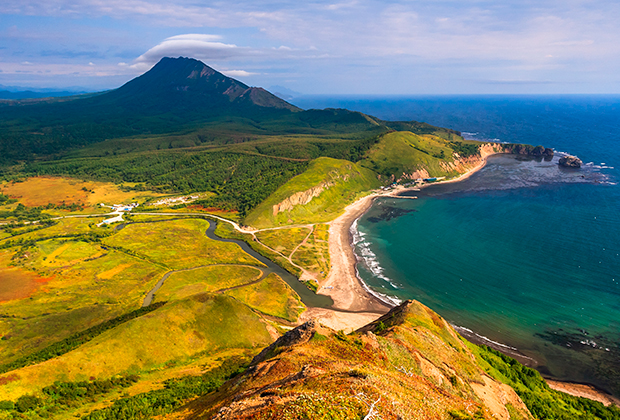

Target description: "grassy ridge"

left=359, top=131, right=465, bottom=180
left=245, top=157, right=380, bottom=228
left=0, top=302, right=166, bottom=375
left=187, top=300, right=531, bottom=419
left=0, top=294, right=272, bottom=400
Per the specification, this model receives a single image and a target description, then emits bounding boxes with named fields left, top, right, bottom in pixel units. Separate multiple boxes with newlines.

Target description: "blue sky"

left=1, top=0, right=619, bottom=94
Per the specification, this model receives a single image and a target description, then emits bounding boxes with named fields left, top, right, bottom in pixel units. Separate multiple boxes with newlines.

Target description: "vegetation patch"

left=224, top=273, right=304, bottom=321
left=81, top=356, right=248, bottom=420
left=471, top=344, right=620, bottom=420
left=0, top=266, right=50, bottom=302
left=0, top=177, right=91, bottom=207
left=153, top=265, right=264, bottom=302
left=0, top=375, right=139, bottom=418
left=103, top=219, right=262, bottom=269
left=255, top=227, right=311, bottom=256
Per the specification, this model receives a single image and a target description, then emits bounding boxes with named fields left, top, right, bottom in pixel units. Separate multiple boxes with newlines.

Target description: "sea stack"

left=559, top=155, right=582, bottom=168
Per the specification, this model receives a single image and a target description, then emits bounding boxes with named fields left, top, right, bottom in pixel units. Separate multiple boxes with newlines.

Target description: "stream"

left=115, top=217, right=334, bottom=308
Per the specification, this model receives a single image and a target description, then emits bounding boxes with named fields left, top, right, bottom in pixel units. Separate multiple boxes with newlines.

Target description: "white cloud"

left=221, top=69, right=258, bottom=77
left=3, top=0, right=620, bottom=92
left=131, top=34, right=247, bottom=71
left=165, top=34, right=222, bottom=42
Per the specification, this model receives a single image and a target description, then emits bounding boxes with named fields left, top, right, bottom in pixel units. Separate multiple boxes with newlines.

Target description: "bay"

left=294, top=95, right=620, bottom=394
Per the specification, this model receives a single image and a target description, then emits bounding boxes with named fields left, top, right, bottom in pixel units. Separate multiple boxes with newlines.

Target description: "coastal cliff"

left=409, top=142, right=554, bottom=183
left=245, top=131, right=556, bottom=229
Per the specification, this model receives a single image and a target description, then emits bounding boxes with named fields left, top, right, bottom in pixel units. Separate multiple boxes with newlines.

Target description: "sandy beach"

left=307, top=151, right=497, bottom=331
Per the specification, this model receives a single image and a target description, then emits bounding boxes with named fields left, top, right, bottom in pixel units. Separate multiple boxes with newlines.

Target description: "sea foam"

left=350, top=217, right=402, bottom=306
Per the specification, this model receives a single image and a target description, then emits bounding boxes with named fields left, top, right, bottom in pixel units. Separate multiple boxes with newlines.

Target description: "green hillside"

left=359, top=131, right=471, bottom=180
left=244, top=157, right=380, bottom=228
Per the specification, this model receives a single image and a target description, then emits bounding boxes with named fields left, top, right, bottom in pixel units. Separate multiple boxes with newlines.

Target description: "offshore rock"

left=559, top=155, right=582, bottom=168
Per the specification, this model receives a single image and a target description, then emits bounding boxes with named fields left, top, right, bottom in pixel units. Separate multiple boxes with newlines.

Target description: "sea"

left=294, top=95, right=620, bottom=395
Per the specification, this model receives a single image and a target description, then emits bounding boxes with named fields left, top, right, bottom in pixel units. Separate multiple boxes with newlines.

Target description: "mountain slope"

left=0, top=57, right=300, bottom=163
left=99, top=57, right=299, bottom=114
left=168, top=300, right=534, bottom=420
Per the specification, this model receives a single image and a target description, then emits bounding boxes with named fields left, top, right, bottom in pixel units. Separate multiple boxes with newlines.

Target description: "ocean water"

left=294, top=95, right=620, bottom=394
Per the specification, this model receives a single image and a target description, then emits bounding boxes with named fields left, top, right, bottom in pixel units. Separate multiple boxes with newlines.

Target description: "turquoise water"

left=293, top=96, right=620, bottom=394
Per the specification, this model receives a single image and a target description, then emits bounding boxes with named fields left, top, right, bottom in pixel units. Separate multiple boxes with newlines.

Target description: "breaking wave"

left=350, top=217, right=402, bottom=306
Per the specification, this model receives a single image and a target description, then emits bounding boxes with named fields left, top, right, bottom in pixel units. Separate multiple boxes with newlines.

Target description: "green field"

left=224, top=273, right=304, bottom=321
left=103, top=219, right=263, bottom=269
left=152, top=265, right=263, bottom=302
left=254, top=227, right=311, bottom=257
left=291, top=224, right=331, bottom=282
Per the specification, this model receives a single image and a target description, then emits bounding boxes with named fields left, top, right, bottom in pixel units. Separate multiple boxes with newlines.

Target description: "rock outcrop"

left=559, top=155, right=582, bottom=168
left=271, top=183, right=331, bottom=216
left=250, top=319, right=319, bottom=365
left=502, top=143, right=554, bottom=158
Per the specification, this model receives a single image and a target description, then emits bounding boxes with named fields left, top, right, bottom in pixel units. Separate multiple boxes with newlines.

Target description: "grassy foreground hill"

left=162, top=300, right=620, bottom=420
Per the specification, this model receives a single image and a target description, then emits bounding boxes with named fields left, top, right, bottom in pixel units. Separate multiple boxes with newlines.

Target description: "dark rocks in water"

left=535, top=328, right=620, bottom=396
left=367, top=205, right=417, bottom=223
left=559, top=155, right=582, bottom=168
left=532, top=145, right=555, bottom=158
left=503, top=143, right=554, bottom=159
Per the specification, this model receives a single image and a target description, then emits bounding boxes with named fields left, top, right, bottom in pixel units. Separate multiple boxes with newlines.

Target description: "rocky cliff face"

left=395, top=142, right=554, bottom=183
left=170, top=300, right=533, bottom=420
left=271, top=182, right=333, bottom=216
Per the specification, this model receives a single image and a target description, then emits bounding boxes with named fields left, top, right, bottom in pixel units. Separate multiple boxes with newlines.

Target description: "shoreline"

left=310, top=151, right=619, bottom=407
left=308, top=153, right=496, bottom=330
